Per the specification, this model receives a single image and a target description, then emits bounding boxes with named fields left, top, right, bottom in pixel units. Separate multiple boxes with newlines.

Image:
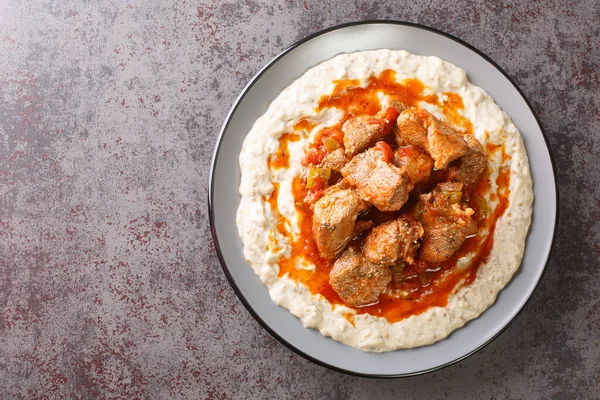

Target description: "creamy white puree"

left=236, top=49, right=533, bottom=351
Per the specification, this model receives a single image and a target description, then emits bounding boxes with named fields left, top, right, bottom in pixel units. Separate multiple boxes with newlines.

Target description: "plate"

left=209, top=21, right=557, bottom=377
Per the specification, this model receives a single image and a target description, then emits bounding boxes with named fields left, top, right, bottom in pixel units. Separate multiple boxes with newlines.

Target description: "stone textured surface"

left=0, top=0, right=598, bottom=398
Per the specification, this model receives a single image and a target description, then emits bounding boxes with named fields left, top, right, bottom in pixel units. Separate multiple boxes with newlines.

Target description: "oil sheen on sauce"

left=269, top=69, right=511, bottom=323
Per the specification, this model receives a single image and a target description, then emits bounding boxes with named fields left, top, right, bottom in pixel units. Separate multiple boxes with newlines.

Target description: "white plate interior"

left=210, top=22, right=557, bottom=376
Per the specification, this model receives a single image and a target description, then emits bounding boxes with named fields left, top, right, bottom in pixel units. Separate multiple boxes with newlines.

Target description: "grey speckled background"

left=0, top=0, right=598, bottom=398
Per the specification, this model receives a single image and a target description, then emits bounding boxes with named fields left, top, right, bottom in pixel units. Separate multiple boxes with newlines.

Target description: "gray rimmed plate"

left=209, top=21, right=557, bottom=377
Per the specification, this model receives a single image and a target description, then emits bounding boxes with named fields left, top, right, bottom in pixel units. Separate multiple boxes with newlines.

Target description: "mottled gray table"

left=1, top=1, right=598, bottom=398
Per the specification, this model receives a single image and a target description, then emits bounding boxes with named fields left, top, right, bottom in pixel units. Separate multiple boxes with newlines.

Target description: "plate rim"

left=208, top=20, right=559, bottom=378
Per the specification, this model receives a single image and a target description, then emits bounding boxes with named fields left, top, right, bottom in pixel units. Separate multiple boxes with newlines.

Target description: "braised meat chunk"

left=417, top=182, right=475, bottom=263
left=312, top=188, right=367, bottom=259
left=342, top=146, right=409, bottom=212
left=329, top=246, right=392, bottom=307
left=389, top=101, right=408, bottom=146
left=303, top=178, right=352, bottom=206
left=426, top=115, right=469, bottom=170
left=363, top=215, right=424, bottom=266
left=419, top=222, right=467, bottom=263
left=352, top=219, right=374, bottom=239
left=395, top=108, right=430, bottom=150
left=395, top=108, right=469, bottom=170
left=342, top=116, right=385, bottom=157
left=319, top=147, right=348, bottom=173
left=393, top=145, right=434, bottom=190
left=429, top=182, right=464, bottom=205
left=448, top=134, right=486, bottom=185
left=388, top=99, right=409, bottom=114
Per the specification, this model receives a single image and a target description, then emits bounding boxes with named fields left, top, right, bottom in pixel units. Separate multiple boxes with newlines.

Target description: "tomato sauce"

left=293, top=118, right=317, bottom=132
left=277, top=176, right=336, bottom=294
left=441, top=92, right=474, bottom=134
left=267, top=133, right=301, bottom=170
left=317, top=71, right=437, bottom=118
left=262, top=182, right=289, bottom=242
left=270, top=70, right=511, bottom=323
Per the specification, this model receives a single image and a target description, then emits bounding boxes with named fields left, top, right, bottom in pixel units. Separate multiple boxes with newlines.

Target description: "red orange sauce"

left=293, top=118, right=317, bottom=132
left=270, top=69, right=511, bottom=323
left=267, top=133, right=301, bottom=170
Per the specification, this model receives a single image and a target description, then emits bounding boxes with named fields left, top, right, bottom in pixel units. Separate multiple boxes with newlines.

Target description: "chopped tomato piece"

left=304, top=177, right=327, bottom=203
left=318, top=127, right=344, bottom=143
left=322, top=137, right=341, bottom=152
left=395, top=146, right=413, bottom=158
left=304, top=147, right=326, bottom=166
left=440, top=190, right=462, bottom=205
left=365, top=106, right=400, bottom=136
left=383, top=106, right=400, bottom=133
left=306, top=167, right=331, bottom=188
left=374, top=141, right=393, bottom=163
left=472, top=194, right=489, bottom=218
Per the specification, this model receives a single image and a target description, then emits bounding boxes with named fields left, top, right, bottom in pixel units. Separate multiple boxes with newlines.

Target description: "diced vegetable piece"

left=418, top=271, right=433, bottom=285
left=368, top=107, right=401, bottom=136
left=374, top=141, right=393, bottom=163
left=442, top=190, right=462, bottom=205
left=306, top=167, right=331, bottom=189
left=383, top=106, right=400, bottom=134
left=304, top=179, right=327, bottom=204
left=391, top=260, right=405, bottom=285
left=412, top=201, right=425, bottom=219
left=322, top=137, right=341, bottom=152
left=455, top=257, right=470, bottom=270
left=391, top=260, right=405, bottom=274
left=319, top=127, right=344, bottom=143
left=395, top=146, right=413, bottom=158
left=304, top=147, right=327, bottom=166
left=473, top=194, right=489, bottom=217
